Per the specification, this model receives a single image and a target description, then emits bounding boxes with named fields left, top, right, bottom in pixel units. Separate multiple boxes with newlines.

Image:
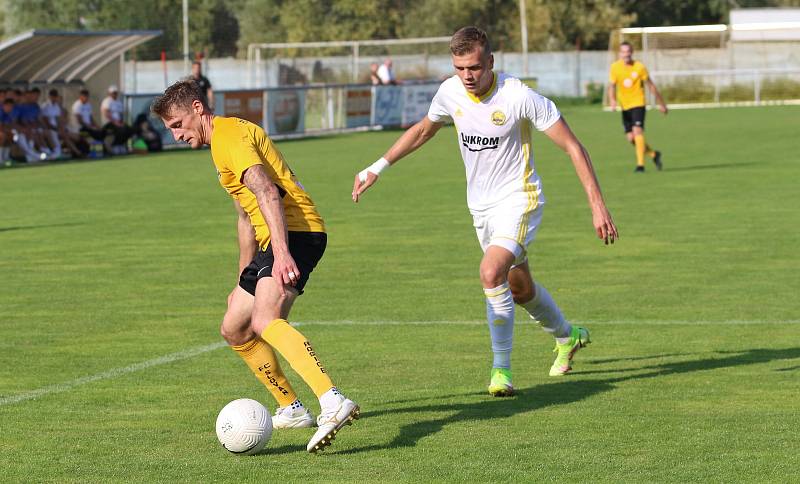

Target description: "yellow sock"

left=634, top=134, right=646, bottom=167
left=645, top=143, right=656, bottom=158
left=231, top=338, right=298, bottom=407
left=261, top=319, right=334, bottom=398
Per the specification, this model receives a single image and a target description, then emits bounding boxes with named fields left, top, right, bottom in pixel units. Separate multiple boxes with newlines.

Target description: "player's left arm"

left=543, top=118, right=619, bottom=245
left=241, top=164, right=300, bottom=290
left=646, top=78, right=668, bottom=114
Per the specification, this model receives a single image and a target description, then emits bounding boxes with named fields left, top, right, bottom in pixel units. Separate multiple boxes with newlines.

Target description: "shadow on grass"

left=332, top=347, right=800, bottom=455
left=258, top=444, right=305, bottom=456
left=663, top=161, right=763, bottom=172
left=585, top=352, right=698, bottom=364
left=0, top=222, right=83, bottom=233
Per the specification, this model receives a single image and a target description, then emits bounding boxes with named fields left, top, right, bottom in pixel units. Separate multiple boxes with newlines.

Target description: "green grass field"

left=1, top=105, right=799, bottom=482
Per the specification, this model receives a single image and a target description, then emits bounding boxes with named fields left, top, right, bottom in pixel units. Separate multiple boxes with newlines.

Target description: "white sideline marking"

left=0, top=341, right=227, bottom=407
left=297, top=319, right=800, bottom=326
left=2, top=319, right=798, bottom=407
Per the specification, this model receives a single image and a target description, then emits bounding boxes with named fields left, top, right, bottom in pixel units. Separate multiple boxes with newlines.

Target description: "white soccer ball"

left=215, top=398, right=273, bottom=455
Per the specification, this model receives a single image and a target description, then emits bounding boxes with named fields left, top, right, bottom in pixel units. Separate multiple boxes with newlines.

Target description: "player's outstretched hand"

left=592, top=205, right=619, bottom=245
left=352, top=171, right=378, bottom=203
left=659, top=104, right=669, bottom=115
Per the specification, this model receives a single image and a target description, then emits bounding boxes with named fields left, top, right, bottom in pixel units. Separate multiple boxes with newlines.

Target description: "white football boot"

left=306, top=394, right=360, bottom=453
left=271, top=404, right=315, bottom=429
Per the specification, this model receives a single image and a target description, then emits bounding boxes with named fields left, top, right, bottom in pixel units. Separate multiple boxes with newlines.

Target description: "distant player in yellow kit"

left=151, top=80, right=358, bottom=453
left=608, top=41, right=668, bottom=172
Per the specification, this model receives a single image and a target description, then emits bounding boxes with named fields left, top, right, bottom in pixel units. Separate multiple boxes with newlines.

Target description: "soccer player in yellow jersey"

left=151, top=81, right=359, bottom=453
left=608, top=41, right=668, bottom=172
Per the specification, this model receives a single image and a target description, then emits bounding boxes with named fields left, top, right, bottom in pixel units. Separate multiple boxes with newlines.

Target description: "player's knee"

left=220, top=323, right=253, bottom=346
left=479, top=265, right=506, bottom=288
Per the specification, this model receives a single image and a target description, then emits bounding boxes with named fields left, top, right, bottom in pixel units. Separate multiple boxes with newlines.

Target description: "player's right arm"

left=607, top=65, right=618, bottom=111
left=352, top=116, right=442, bottom=202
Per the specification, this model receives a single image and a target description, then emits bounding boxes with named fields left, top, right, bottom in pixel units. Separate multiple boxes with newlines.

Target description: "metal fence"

left=126, top=80, right=444, bottom=146
left=649, top=68, right=800, bottom=107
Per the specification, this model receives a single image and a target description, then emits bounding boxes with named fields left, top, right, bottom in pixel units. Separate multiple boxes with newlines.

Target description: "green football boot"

left=488, top=368, right=514, bottom=397
left=549, top=326, right=591, bottom=376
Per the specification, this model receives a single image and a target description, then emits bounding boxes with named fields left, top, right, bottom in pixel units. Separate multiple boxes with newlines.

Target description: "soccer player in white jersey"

left=352, top=27, right=618, bottom=396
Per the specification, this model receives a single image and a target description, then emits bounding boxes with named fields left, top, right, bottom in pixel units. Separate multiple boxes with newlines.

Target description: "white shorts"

left=472, top=192, right=543, bottom=267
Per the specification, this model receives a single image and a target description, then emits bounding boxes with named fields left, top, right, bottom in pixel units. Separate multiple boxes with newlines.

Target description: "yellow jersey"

left=609, top=59, right=649, bottom=110
left=210, top=116, right=325, bottom=250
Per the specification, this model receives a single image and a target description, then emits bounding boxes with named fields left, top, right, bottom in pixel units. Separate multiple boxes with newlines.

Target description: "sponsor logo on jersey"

left=461, top=133, right=500, bottom=152
left=491, top=110, right=506, bottom=126
left=455, top=108, right=463, bottom=117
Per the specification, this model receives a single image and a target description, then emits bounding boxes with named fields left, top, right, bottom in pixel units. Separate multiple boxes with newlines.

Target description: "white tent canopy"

left=0, top=29, right=161, bottom=85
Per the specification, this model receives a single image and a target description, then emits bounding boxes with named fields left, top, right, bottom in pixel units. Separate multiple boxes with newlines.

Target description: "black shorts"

left=239, top=232, right=327, bottom=296
left=621, top=107, right=646, bottom=133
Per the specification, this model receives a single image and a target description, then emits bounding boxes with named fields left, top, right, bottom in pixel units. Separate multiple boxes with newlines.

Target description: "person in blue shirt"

left=0, top=97, right=46, bottom=163
left=19, top=88, right=55, bottom=158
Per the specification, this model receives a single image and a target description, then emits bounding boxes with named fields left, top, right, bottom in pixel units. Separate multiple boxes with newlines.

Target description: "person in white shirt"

left=353, top=27, right=618, bottom=396
left=41, top=89, right=81, bottom=158
left=71, top=88, right=104, bottom=141
left=376, top=58, right=397, bottom=85
left=100, top=85, right=132, bottom=154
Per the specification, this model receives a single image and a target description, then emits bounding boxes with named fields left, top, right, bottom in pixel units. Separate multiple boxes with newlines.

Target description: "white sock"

left=319, top=387, right=343, bottom=409
left=484, top=282, right=515, bottom=369
left=282, top=398, right=306, bottom=413
left=520, top=282, right=572, bottom=342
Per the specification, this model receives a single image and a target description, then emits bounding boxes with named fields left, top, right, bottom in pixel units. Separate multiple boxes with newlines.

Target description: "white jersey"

left=100, top=96, right=124, bottom=124
left=427, top=72, right=560, bottom=213
left=40, top=101, right=62, bottom=129
left=71, top=99, right=93, bottom=133
left=377, top=64, right=395, bottom=84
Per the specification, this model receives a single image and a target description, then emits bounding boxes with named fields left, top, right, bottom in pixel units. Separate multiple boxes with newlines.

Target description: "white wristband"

left=358, top=157, right=391, bottom=182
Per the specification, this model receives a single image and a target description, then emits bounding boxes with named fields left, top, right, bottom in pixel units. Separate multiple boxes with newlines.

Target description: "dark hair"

left=620, top=41, right=633, bottom=50
left=151, top=80, right=207, bottom=118
left=49, top=89, right=59, bottom=97
left=3, top=98, right=14, bottom=105
left=79, top=88, right=90, bottom=96
left=450, top=26, right=491, bottom=57
left=192, top=60, right=202, bottom=67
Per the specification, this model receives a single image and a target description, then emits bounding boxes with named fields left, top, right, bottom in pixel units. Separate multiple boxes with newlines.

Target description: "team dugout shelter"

left=0, top=29, right=161, bottom=120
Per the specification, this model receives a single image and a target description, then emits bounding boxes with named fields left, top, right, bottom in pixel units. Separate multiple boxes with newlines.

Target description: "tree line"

left=1, top=0, right=798, bottom=60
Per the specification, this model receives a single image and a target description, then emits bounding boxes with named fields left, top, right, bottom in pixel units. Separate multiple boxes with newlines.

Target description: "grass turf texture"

left=1, top=105, right=798, bottom=482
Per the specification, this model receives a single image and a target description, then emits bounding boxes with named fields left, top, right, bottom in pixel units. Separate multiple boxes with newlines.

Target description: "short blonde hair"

left=450, top=26, right=491, bottom=57
left=151, top=80, right=207, bottom=118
